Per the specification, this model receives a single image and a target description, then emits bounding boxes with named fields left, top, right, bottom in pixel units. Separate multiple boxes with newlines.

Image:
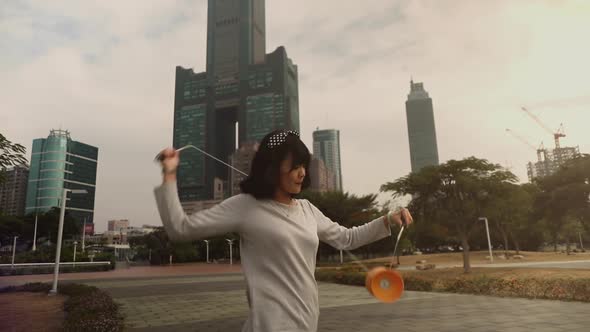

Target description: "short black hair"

left=240, top=130, right=311, bottom=199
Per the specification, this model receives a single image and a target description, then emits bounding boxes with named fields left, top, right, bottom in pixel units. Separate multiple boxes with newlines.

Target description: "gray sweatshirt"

left=154, top=181, right=391, bottom=332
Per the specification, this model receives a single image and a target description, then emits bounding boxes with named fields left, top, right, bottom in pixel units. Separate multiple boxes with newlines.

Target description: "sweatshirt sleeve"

left=154, top=181, right=247, bottom=241
left=306, top=200, right=392, bottom=251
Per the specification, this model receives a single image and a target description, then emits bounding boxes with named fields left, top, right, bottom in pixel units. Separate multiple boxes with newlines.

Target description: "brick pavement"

left=84, top=273, right=590, bottom=332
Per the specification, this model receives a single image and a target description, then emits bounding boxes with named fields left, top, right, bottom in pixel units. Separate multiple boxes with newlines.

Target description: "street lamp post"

left=50, top=188, right=87, bottom=295
left=226, top=239, right=234, bottom=265
left=203, top=240, right=210, bottom=263
left=81, top=217, right=87, bottom=252
left=479, top=217, right=493, bottom=263
left=73, top=241, right=78, bottom=268
left=11, top=236, right=18, bottom=268
left=32, top=215, right=38, bottom=252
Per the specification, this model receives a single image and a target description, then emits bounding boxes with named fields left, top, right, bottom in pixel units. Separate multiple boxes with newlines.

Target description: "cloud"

left=2, top=0, right=589, bottom=231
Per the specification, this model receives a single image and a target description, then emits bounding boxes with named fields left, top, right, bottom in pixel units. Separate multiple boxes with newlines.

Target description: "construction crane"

left=505, top=128, right=546, bottom=162
left=520, top=106, right=566, bottom=148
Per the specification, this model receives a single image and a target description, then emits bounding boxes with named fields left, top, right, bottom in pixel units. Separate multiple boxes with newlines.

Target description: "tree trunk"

left=566, top=236, right=571, bottom=255
left=461, top=235, right=471, bottom=273
left=509, top=230, right=520, bottom=255
left=553, top=233, right=558, bottom=252
left=500, top=229, right=509, bottom=257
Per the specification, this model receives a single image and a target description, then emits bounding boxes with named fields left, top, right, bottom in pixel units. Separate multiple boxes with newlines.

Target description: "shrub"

left=315, top=269, right=590, bottom=302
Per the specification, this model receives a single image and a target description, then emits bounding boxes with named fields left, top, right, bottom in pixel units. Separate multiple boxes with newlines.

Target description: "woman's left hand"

left=385, top=208, right=413, bottom=227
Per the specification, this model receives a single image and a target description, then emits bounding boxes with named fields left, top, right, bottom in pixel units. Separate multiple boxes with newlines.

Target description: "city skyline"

left=2, top=1, right=589, bottom=231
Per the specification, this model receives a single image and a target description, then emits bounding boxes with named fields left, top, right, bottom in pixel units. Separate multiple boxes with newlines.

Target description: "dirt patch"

left=0, top=292, right=65, bottom=331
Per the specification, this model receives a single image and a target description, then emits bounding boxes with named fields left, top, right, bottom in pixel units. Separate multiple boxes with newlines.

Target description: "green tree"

left=0, top=209, right=80, bottom=248
left=561, top=215, right=584, bottom=254
left=0, top=133, right=28, bottom=185
left=133, top=228, right=202, bottom=265
left=382, top=157, right=517, bottom=273
left=484, top=183, right=535, bottom=256
left=298, top=190, right=386, bottom=260
left=534, top=155, right=590, bottom=251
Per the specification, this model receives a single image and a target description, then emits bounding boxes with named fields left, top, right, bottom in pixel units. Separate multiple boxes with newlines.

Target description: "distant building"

left=108, top=219, right=129, bottom=233
left=25, top=129, right=98, bottom=228
left=405, top=80, right=440, bottom=173
left=126, top=226, right=157, bottom=238
left=0, top=165, right=29, bottom=217
left=309, top=156, right=335, bottom=192
left=527, top=146, right=581, bottom=181
left=104, top=231, right=127, bottom=245
left=173, top=0, right=300, bottom=203
left=229, top=142, right=258, bottom=196
left=312, top=129, right=343, bottom=191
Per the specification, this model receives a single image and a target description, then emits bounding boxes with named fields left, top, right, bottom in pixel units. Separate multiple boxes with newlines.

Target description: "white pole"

left=73, top=241, right=77, bottom=268
left=82, top=218, right=86, bottom=252
left=11, top=236, right=18, bottom=268
left=482, top=217, right=493, bottom=263
left=579, top=232, right=584, bottom=250
left=204, top=240, right=209, bottom=263
left=32, top=215, right=38, bottom=252
left=340, top=249, right=343, bottom=264
left=50, top=188, right=68, bottom=295
left=226, top=239, right=233, bottom=265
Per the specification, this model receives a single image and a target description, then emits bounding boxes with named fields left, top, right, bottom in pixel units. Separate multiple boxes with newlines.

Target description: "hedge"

left=315, top=269, right=590, bottom=302
left=0, top=263, right=112, bottom=276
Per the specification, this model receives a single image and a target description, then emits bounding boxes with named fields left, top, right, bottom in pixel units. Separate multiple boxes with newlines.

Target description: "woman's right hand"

left=159, top=148, right=180, bottom=181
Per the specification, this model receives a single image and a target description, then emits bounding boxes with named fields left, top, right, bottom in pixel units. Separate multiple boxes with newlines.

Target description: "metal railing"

left=0, top=261, right=111, bottom=268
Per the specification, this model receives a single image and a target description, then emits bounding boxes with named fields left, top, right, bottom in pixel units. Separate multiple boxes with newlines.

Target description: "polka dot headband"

left=267, top=130, right=300, bottom=149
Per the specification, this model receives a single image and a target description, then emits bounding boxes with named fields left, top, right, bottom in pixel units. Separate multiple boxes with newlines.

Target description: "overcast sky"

left=2, top=0, right=589, bottom=232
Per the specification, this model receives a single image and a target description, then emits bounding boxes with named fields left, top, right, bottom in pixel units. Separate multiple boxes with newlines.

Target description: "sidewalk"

left=0, top=263, right=243, bottom=288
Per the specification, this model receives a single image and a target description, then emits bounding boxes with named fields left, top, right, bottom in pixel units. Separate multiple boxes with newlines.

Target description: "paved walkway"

left=0, top=263, right=242, bottom=288
left=82, top=273, right=590, bottom=332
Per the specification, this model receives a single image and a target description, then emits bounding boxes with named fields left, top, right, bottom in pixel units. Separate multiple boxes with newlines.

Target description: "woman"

left=155, top=129, right=413, bottom=332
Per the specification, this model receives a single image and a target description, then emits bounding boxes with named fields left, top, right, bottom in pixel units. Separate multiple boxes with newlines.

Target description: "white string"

left=389, top=226, right=405, bottom=269
left=156, top=145, right=249, bottom=176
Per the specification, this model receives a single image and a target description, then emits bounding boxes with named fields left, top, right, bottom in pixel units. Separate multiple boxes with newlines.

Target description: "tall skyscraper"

left=229, top=142, right=258, bottom=196
left=313, top=129, right=343, bottom=191
left=308, top=156, right=335, bottom=193
left=405, top=80, right=440, bottom=173
left=174, top=0, right=300, bottom=202
left=25, top=129, right=98, bottom=228
left=0, top=165, right=29, bottom=217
